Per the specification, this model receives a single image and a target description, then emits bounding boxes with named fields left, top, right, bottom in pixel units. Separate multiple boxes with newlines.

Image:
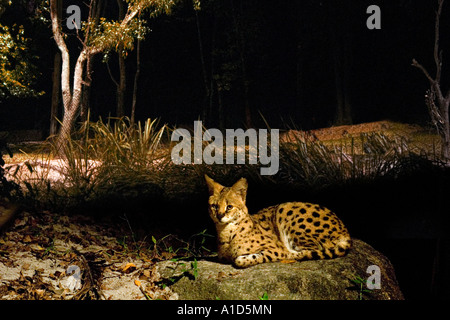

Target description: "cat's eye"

left=211, top=204, right=218, bottom=210
left=226, top=205, right=233, bottom=211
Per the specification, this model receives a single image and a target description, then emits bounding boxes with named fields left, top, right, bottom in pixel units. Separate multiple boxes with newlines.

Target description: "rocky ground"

left=0, top=207, right=405, bottom=300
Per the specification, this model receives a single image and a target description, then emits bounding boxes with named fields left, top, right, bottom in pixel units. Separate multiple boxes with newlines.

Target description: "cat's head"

left=205, top=175, right=248, bottom=224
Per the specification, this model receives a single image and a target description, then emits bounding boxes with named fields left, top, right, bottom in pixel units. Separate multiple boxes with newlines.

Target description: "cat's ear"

left=205, top=174, right=224, bottom=196
left=231, top=177, right=248, bottom=201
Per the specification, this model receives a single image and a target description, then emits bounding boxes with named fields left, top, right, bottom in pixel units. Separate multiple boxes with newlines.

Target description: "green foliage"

left=91, top=0, right=200, bottom=59
left=348, top=276, right=374, bottom=300
left=83, top=0, right=190, bottom=56
left=0, top=23, right=44, bottom=99
left=190, top=258, right=199, bottom=280
left=259, top=292, right=269, bottom=300
left=89, top=18, right=148, bottom=57
left=151, top=229, right=214, bottom=259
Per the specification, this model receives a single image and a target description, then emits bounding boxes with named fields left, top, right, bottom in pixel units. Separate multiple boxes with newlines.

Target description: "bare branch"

left=415, top=1, right=445, bottom=87
left=106, top=60, right=119, bottom=87
left=75, top=24, right=87, bottom=47
left=434, top=0, right=444, bottom=82
left=412, top=59, right=436, bottom=84
left=83, top=0, right=94, bottom=45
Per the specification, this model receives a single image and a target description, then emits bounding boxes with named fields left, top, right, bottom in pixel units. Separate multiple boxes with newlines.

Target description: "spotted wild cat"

left=205, top=175, right=351, bottom=268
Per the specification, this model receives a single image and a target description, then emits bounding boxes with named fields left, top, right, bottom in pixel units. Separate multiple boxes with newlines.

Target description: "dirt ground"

left=0, top=207, right=178, bottom=300
left=280, top=120, right=431, bottom=142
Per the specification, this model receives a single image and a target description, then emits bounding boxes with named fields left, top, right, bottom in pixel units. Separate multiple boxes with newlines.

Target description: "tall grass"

left=277, top=131, right=418, bottom=187
left=5, top=117, right=171, bottom=212
left=5, top=118, right=444, bottom=213
left=75, top=117, right=169, bottom=169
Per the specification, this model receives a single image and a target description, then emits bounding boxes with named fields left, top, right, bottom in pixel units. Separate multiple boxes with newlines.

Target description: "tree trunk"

left=207, top=13, right=217, bottom=127
left=342, top=39, right=353, bottom=125
left=331, top=42, right=352, bottom=125
left=441, top=99, right=450, bottom=159
left=296, top=43, right=303, bottom=110
left=115, top=0, right=126, bottom=119
left=327, top=1, right=353, bottom=127
left=116, top=53, right=126, bottom=118
left=49, top=0, right=62, bottom=137
left=131, top=38, right=141, bottom=124
left=230, top=0, right=252, bottom=128
left=56, top=106, right=78, bottom=148
left=412, top=0, right=450, bottom=160
left=50, top=0, right=160, bottom=154
left=218, top=85, right=224, bottom=131
left=50, top=52, right=61, bottom=136
left=80, top=0, right=102, bottom=123
left=333, top=48, right=345, bottom=126
left=80, top=54, right=94, bottom=122
left=54, top=50, right=88, bottom=154
left=195, top=9, right=210, bottom=125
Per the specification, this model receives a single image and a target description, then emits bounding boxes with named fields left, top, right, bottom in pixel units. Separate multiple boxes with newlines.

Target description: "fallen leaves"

left=2, top=270, right=60, bottom=300
left=0, top=209, right=179, bottom=300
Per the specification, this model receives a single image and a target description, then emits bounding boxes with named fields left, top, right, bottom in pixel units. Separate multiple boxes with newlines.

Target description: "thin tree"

left=412, top=0, right=450, bottom=159
left=230, top=0, right=252, bottom=128
left=80, top=0, right=104, bottom=123
left=105, top=0, right=127, bottom=118
left=196, top=8, right=210, bottom=125
left=49, top=0, right=62, bottom=136
left=130, top=36, right=141, bottom=124
left=49, top=0, right=182, bottom=154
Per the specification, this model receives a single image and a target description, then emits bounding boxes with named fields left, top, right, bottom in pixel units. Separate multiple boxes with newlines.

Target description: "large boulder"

left=157, top=239, right=403, bottom=300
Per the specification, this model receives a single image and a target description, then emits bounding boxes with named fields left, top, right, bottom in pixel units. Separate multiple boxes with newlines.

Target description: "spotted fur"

left=205, top=175, right=351, bottom=268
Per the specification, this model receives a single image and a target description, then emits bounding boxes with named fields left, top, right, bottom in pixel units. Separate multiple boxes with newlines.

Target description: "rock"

left=156, top=239, right=404, bottom=300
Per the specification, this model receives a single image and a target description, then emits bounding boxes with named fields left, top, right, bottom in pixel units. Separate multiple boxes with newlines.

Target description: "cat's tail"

left=330, top=234, right=352, bottom=258
left=290, top=234, right=352, bottom=261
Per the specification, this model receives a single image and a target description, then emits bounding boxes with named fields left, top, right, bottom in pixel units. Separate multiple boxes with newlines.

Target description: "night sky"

left=1, top=0, right=449, bottom=132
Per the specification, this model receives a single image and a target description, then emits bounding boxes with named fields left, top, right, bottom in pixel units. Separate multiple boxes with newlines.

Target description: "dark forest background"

left=1, top=0, right=449, bottom=133
left=1, top=0, right=450, bottom=301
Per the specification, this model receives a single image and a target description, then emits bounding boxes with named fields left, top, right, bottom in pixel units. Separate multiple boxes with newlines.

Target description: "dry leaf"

left=281, top=259, right=296, bottom=264
left=122, top=262, right=136, bottom=273
left=134, top=279, right=141, bottom=287
left=34, top=289, right=45, bottom=298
